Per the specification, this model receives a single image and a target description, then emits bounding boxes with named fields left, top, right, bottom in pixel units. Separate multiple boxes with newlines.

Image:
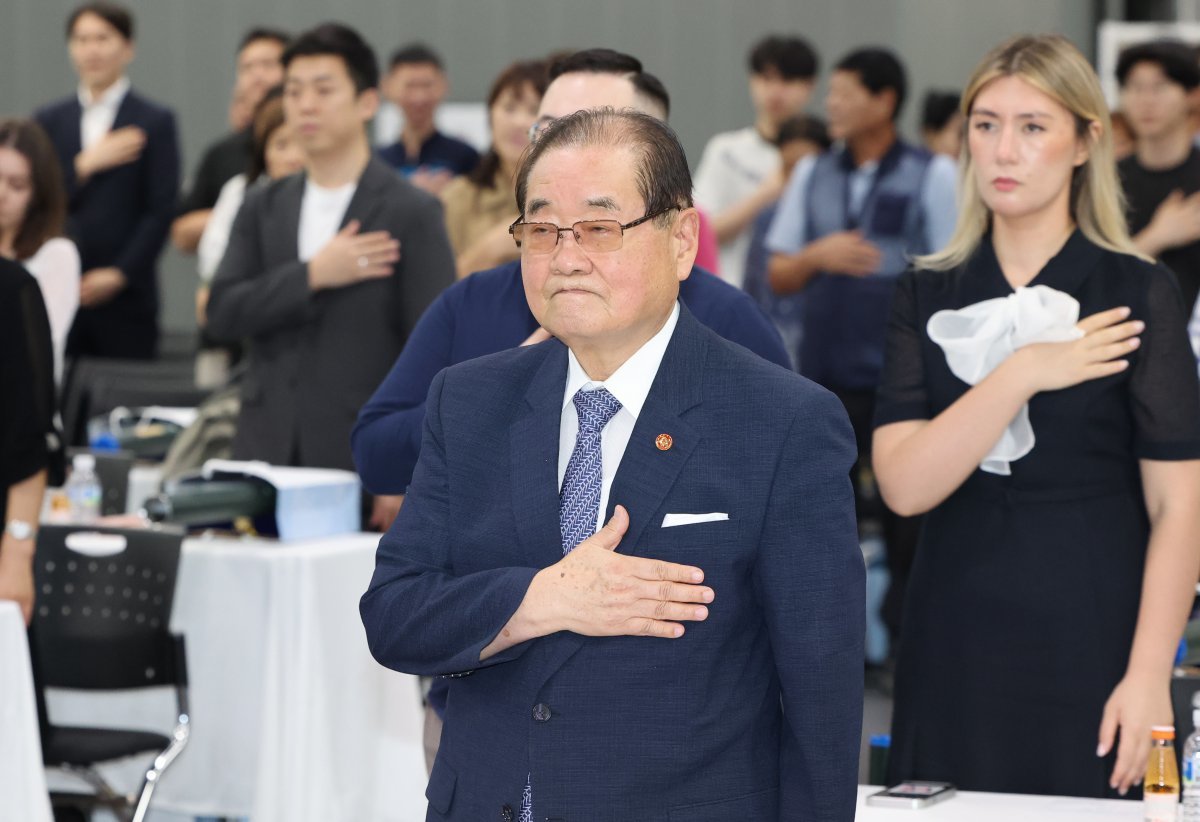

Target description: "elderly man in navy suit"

left=360, top=109, right=864, bottom=822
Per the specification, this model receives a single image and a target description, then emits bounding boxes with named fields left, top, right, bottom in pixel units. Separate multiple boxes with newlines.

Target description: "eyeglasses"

left=508, top=207, right=677, bottom=254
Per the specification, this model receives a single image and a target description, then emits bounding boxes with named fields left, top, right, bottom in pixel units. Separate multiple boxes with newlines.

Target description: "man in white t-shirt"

left=693, top=36, right=818, bottom=287
left=206, top=22, right=455, bottom=530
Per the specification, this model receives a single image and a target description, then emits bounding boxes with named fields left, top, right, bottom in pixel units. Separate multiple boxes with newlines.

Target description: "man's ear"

left=358, top=87, right=381, bottom=122
left=1188, top=85, right=1200, bottom=119
left=877, top=88, right=899, bottom=123
left=673, top=207, right=701, bottom=281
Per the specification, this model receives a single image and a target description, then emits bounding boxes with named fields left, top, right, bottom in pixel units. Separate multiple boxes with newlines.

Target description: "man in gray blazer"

left=207, top=23, right=455, bottom=519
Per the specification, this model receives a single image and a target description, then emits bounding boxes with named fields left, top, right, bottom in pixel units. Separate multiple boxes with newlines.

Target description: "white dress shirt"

left=197, top=173, right=248, bottom=282
left=77, top=76, right=130, bottom=150
left=692, top=126, right=780, bottom=288
left=557, top=302, right=680, bottom=534
left=297, top=178, right=356, bottom=262
left=22, top=238, right=81, bottom=385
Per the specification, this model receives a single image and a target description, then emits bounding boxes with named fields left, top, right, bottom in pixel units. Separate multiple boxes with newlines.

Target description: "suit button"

left=533, top=703, right=552, bottom=722
left=501, top=804, right=514, bottom=821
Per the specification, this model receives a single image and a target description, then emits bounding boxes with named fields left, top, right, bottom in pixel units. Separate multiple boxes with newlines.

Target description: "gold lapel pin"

left=655, top=433, right=673, bottom=451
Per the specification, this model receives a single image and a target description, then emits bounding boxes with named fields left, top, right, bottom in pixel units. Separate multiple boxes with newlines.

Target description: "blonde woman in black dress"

left=874, top=34, right=1200, bottom=799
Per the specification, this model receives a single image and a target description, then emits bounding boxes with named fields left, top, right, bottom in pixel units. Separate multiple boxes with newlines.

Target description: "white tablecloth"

left=855, top=784, right=1141, bottom=820
left=46, top=532, right=428, bottom=821
left=0, top=600, right=53, bottom=822
left=23, top=528, right=1152, bottom=822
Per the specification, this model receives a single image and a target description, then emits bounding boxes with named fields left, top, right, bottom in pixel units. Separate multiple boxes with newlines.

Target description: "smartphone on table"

left=866, top=780, right=957, bottom=809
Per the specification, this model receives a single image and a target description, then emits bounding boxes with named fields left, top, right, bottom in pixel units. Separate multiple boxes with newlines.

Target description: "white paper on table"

left=927, top=285, right=1083, bottom=475
left=199, top=460, right=361, bottom=541
left=140, top=406, right=200, bottom=429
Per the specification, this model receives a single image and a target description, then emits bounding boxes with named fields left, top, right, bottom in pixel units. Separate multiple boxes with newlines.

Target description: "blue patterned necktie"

left=559, top=387, right=623, bottom=553
left=520, top=386, right=622, bottom=822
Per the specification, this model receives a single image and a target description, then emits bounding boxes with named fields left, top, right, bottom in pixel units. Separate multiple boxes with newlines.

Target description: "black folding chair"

left=29, top=524, right=190, bottom=822
left=62, top=358, right=208, bottom=447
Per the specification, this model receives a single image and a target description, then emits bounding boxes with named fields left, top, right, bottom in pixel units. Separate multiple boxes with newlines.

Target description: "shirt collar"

left=837, top=137, right=905, bottom=175
left=562, top=301, right=680, bottom=420
left=78, top=75, right=130, bottom=109
left=400, top=129, right=442, bottom=161
left=303, top=176, right=357, bottom=199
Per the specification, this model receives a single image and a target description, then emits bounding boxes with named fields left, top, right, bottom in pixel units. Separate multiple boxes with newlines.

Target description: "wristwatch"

left=4, top=519, right=34, bottom=541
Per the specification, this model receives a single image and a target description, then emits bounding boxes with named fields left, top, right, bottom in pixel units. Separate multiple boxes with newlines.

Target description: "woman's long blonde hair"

left=916, top=34, right=1148, bottom=270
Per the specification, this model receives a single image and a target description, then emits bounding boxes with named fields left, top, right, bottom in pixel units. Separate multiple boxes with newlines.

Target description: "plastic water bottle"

left=1182, top=694, right=1200, bottom=821
left=1145, top=725, right=1180, bottom=822
left=65, top=453, right=102, bottom=523
left=868, top=734, right=891, bottom=785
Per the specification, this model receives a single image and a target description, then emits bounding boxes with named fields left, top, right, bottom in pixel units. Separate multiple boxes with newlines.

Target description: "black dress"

left=0, top=257, right=55, bottom=525
left=876, top=230, right=1200, bottom=798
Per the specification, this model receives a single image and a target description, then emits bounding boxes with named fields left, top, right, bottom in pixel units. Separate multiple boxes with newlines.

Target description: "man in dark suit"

left=361, top=109, right=863, bottom=821
left=205, top=22, right=455, bottom=510
left=170, top=26, right=290, bottom=255
left=35, top=1, right=180, bottom=360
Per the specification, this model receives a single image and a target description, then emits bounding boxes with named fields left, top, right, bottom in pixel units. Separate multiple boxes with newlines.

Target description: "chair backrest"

left=156, top=329, right=199, bottom=363
left=62, top=358, right=207, bottom=447
left=30, top=525, right=186, bottom=691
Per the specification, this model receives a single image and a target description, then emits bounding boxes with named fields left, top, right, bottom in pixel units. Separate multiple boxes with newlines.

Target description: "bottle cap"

left=1152, top=725, right=1176, bottom=740
left=870, top=734, right=891, bottom=748
left=72, top=453, right=96, bottom=471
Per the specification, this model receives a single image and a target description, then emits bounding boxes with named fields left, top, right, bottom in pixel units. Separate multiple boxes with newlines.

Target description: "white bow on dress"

left=926, top=285, right=1083, bottom=475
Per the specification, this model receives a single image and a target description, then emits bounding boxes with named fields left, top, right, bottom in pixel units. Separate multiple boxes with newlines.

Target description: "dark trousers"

left=832, top=387, right=920, bottom=645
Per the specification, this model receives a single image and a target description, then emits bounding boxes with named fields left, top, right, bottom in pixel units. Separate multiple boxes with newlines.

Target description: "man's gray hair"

left=514, top=108, right=693, bottom=228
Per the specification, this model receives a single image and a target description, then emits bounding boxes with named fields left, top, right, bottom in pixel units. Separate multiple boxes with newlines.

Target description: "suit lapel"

left=341, top=156, right=392, bottom=230
left=511, top=342, right=569, bottom=566
left=608, top=307, right=706, bottom=554
left=608, top=403, right=700, bottom=558
left=110, top=89, right=136, bottom=132
left=64, top=99, right=84, bottom=166
left=276, top=174, right=304, bottom=262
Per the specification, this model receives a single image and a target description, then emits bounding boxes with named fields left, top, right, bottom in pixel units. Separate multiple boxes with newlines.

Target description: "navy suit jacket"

left=360, top=306, right=864, bottom=821
left=352, top=261, right=790, bottom=494
left=35, top=89, right=180, bottom=358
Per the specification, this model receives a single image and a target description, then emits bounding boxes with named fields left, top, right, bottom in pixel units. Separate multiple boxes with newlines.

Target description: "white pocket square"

left=661, top=512, right=729, bottom=528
